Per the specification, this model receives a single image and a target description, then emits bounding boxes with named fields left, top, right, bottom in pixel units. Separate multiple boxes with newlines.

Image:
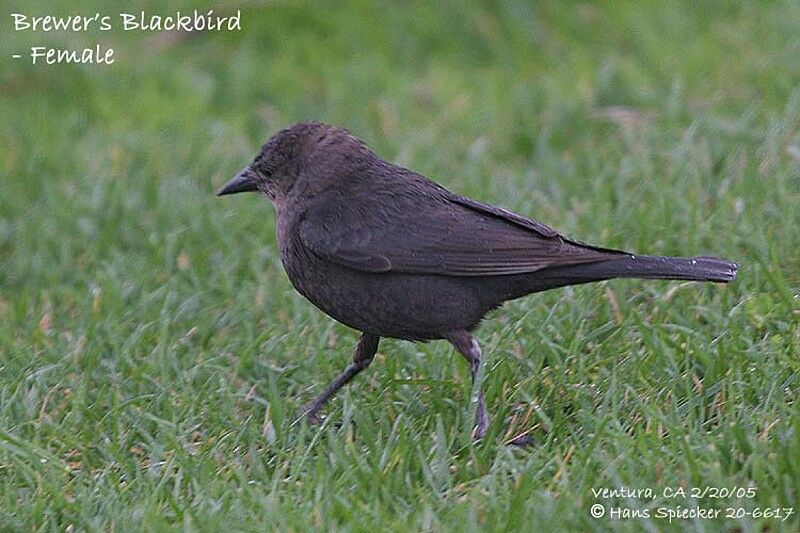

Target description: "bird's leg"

left=298, top=332, right=380, bottom=425
left=446, top=330, right=489, bottom=441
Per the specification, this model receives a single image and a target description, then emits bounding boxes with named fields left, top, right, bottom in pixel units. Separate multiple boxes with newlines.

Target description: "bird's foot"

left=503, top=406, right=536, bottom=446
left=505, top=433, right=535, bottom=447
left=471, top=416, right=534, bottom=446
left=295, top=404, right=323, bottom=426
left=471, top=402, right=489, bottom=441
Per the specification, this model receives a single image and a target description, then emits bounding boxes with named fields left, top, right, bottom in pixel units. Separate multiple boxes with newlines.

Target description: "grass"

left=1, top=0, right=799, bottom=530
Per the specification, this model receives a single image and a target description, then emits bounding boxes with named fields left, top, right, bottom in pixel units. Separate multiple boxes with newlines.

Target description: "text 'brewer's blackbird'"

left=217, top=122, right=738, bottom=444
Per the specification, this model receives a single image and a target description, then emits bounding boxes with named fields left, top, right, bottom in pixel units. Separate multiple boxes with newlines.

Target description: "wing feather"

left=299, top=188, right=618, bottom=276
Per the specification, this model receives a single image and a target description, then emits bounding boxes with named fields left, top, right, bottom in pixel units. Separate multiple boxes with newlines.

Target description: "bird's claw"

left=472, top=415, right=488, bottom=441
left=293, top=404, right=323, bottom=427
left=506, top=433, right=534, bottom=447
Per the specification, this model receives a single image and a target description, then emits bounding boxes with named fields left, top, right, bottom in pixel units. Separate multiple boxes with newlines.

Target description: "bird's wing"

left=299, top=188, right=622, bottom=277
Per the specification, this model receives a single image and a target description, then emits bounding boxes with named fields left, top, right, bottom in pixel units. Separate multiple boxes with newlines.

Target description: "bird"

left=217, top=122, right=738, bottom=444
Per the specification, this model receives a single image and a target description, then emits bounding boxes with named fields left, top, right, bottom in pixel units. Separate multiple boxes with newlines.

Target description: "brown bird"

left=217, top=122, right=737, bottom=444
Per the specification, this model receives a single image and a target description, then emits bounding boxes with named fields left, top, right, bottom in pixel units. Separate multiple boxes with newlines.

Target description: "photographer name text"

left=588, top=485, right=795, bottom=524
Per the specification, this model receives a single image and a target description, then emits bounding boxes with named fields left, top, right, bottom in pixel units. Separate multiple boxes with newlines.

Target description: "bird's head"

left=217, top=122, right=372, bottom=203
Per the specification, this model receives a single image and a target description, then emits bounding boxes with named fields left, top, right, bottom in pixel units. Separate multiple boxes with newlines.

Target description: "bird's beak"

left=217, top=166, right=260, bottom=196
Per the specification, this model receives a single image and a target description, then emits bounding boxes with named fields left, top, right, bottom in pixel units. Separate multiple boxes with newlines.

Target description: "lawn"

left=1, top=0, right=799, bottom=531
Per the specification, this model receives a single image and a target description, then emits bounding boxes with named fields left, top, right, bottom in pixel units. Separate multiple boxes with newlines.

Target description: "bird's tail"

left=569, top=255, right=737, bottom=282
left=515, top=255, right=738, bottom=296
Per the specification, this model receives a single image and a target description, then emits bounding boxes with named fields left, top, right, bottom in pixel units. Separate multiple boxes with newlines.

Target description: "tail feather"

left=568, top=255, right=738, bottom=283
left=520, top=255, right=738, bottom=294
left=487, top=254, right=737, bottom=303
